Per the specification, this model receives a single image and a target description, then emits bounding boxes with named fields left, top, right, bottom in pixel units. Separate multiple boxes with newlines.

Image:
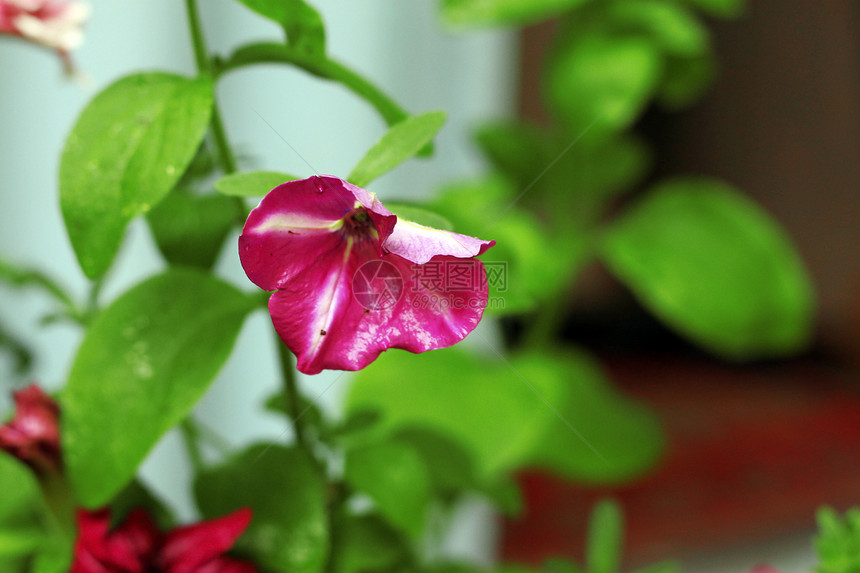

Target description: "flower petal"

left=269, top=252, right=489, bottom=374
left=157, top=508, right=252, bottom=573
left=71, top=508, right=159, bottom=573
left=240, top=175, right=395, bottom=291
left=383, top=218, right=494, bottom=264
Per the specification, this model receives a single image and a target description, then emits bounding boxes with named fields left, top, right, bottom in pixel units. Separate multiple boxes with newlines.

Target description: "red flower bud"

left=0, top=384, right=61, bottom=473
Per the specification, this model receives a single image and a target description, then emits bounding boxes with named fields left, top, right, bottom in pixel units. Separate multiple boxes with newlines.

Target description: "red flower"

left=0, top=384, right=61, bottom=473
left=72, top=507, right=256, bottom=573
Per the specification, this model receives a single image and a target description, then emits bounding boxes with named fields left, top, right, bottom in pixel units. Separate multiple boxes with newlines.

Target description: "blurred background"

left=1, top=1, right=859, bottom=572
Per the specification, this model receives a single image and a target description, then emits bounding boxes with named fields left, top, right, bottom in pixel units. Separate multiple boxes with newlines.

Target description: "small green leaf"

left=195, top=444, right=329, bottom=573
left=546, top=34, right=661, bottom=136
left=657, top=54, right=716, bottom=110
left=348, top=111, right=446, bottom=188
left=0, top=257, right=75, bottom=309
left=814, top=506, right=860, bottom=573
left=62, top=269, right=256, bottom=507
left=343, top=440, right=431, bottom=537
left=586, top=500, right=623, bottom=573
left=329, top=514, right=411, bottom=573
left=147, top=190, right=241, bottom=269
left=60, top=73, right=214, bottom=279
left=234, top=0, right=326, bottom=56
left=384, top=203, right=454, bottom=231
left=441, top=0, right=589, bottom=27
left=600, top=178, right=815, bottom=359
left=264, top=390, right=324, bottom=431
left=215, top=170, right=298, bottom=198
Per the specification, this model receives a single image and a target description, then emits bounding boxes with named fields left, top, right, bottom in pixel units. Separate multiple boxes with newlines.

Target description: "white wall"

left=0, top=0, right=514, bottom=541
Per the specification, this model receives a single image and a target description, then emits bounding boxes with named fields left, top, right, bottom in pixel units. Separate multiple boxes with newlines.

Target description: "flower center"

left=341, top=206, right=377, bottom=241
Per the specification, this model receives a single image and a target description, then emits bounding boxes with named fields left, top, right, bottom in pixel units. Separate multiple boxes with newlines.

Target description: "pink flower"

left=0, top=383, right=61, bottom=473
left=239, top=175, right=495, bottom=374
left=0, top=0, right=88, bottom=69
left=72, top=507, right=256, bottom=573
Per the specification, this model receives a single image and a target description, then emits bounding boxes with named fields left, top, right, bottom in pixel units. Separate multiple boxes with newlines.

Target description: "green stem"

left=38, top=472, right=76, bottom=542
left=184, top=0, right=238, bottom=174
left=214, top=42, right=409, bottom=129
left=180, top=418, right=205, bottom=472
left=276, top=335, right=307, bottom=448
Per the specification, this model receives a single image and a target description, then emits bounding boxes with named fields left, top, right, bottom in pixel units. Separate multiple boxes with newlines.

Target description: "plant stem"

left=38, top=472, right=76, bottom=542
left=276, top=335, right=307, bottom=448
left=184, top=0, right=237, bottom=174
left=180, top=418, right=205, bottom=472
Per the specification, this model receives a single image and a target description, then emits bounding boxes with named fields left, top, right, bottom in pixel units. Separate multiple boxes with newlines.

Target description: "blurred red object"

left=501, top=356, right=860, bottom=567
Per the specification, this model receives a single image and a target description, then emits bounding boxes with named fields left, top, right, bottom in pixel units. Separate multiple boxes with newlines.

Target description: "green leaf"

left=683, top=0, right=745, bottom=18
left=604, top=0, right=709, bottom=58
left=346, top=348, right=560, bottom=478
left=343, top=440, right=431, bottom=537
left=348, top=111, right=447, bottom=188
left=517, top=350, right=664, bottom=482
left=0, top=453, right=39, bottom=526
left=546, top=34, right=661, bottom=137
left=61, top=269, right=256, bottom=507
left=195, top=444, right=328, bottom=573
left=392, top=427, right=476, bottom=497
left=383, top=203, right=454, bottom=231
left=215, top=170, right=298, bottom=198
left=600, top=178, right=815, bottom=359
left=60, top=73, right=214, bottom=279
left=440, top=0, right=589, bottom=27
left=234, top=0, right=326, bottom=56
left=329, top=514, right=411, bottom=573
left=586, top=500, right=623, bottom=573
left=0, top=528, right=43, bottom=560
left=147, top=190, right=241, bottom=269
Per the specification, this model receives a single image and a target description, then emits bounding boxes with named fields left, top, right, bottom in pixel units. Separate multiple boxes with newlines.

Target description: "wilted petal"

left=241, top=176, right=493, bottom=374
left=383, top=218, right=494, bottom=264
left=269, top=252, right=489, bottom=374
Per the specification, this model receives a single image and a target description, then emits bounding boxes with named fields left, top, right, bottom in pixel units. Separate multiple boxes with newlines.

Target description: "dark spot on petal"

left=320, top=329, right=327, bottom=335
left=288, top=230, right=299, bottom=235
